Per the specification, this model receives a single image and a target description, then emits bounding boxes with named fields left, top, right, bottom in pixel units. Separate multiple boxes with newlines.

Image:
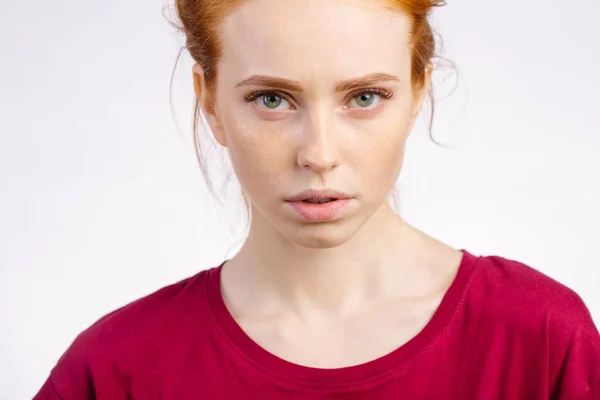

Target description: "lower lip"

left=286, top=199, right=352, bottom=222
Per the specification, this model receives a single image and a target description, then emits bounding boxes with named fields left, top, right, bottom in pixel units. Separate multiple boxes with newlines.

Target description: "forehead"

left=219, top=0, right=413, bottom=84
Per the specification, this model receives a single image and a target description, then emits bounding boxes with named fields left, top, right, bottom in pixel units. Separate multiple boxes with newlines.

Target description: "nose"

left=296, top=110, right=340, bottom=173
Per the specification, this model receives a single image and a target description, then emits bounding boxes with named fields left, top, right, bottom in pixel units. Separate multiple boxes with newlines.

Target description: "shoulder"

left=464, top=252, right=600, bottom=397
left=39, top=267, right=218, bottom=398
left=466, top=252, right=594, bottom=326
left=460, top=251, right=600, bottom=352
left=74, top=267, right=213, bottom=347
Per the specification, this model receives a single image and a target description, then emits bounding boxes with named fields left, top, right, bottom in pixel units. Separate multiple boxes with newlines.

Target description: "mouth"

left=285, top=189, right=352, bottom=203
left=301, top=198, right=337, bottom=204
left=284, top=189, right=354, bottom=222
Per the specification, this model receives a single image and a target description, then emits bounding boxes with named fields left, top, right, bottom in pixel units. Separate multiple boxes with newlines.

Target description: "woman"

left=34, top=0, right=600, bottom=398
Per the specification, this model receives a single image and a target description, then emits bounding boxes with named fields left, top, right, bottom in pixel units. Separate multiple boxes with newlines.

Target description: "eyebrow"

left=234, top=73, right=400, bottom=92
left=334, top=73, right=400, bottom=92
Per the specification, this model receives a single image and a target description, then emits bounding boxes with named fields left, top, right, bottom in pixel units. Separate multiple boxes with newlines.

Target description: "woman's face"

left=198, top=0, right=429, bottom=248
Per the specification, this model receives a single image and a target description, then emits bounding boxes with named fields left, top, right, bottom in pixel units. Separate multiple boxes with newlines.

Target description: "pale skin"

left=193, top=0, right=464, bottom=368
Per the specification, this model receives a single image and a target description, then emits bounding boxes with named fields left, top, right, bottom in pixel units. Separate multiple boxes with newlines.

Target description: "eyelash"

left=349, top=88, right=394, bottom=101
left=244, top=91, right=291, bottom=104
left=243, top=88, right=394, bottom=107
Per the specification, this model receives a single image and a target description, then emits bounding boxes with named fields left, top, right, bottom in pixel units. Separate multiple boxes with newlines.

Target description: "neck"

left=225, top=202, right=426, bottom=319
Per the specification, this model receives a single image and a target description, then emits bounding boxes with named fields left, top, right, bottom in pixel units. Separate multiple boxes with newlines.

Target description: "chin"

left=282, top=220, right=363, bottom=249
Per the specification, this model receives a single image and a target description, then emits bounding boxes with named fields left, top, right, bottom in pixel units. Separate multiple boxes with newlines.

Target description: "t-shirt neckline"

left=206, top=249, right=479, bottom=390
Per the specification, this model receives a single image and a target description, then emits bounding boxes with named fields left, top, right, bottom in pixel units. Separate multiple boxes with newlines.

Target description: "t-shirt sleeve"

left=32, top=330, right=125, bottom=400
left=550, top=293, right=600, bottom=400
left=33, top=377, right=63, bottom=400
left=32, top=358, right=96, bottom=400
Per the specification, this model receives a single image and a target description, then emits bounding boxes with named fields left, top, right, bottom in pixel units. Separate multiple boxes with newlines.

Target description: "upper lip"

left=285, top=189, right=353, bottom=202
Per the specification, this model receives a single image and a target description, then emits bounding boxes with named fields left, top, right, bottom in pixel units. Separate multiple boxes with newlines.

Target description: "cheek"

left=363, top=137, right=406, bottom=196
left=350, top=112, right=411, bottom=190
left=220, top=114, right=293, bottom=197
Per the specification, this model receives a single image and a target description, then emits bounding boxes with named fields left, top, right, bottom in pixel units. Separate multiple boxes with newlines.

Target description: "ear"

left=192, top=63, right=228, bottom=147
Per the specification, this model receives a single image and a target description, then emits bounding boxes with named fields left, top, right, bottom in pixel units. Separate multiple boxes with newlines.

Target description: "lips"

left=303, top=198, right=335, bottom=204
left=285, top=189, right=354, bottom=222
left=285, top=189, right=352, bottom=203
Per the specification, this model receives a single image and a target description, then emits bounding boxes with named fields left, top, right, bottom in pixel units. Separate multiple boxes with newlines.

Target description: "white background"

left=1, top=0, right=599, bottom=398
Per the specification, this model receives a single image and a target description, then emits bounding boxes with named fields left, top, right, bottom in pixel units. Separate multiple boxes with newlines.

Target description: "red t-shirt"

left=34, top=251, right=600, bottom=399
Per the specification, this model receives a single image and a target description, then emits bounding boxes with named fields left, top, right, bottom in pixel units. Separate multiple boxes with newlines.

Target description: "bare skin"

left=194, top=0, right=464, bottom=368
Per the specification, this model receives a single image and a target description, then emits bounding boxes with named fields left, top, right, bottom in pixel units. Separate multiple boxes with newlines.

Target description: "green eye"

left=355, top=93, right=376, bottom=107
left=347, top=89, right=392, bottom=109
left=260, top=94, right=283, bottom=109
left=245, top=91, right=292, bottom=110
